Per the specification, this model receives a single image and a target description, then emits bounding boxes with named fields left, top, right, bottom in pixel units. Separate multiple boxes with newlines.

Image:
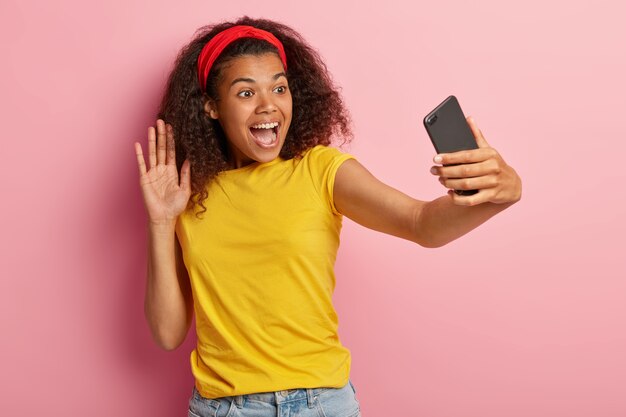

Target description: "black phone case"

left=423, top=95, right=479, bottom=196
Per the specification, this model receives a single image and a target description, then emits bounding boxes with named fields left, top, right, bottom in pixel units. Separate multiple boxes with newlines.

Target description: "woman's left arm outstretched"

left=334, top=116, right=522, bottom=248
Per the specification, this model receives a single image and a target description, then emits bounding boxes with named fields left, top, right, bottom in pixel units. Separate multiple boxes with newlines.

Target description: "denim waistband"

left=193, top=381, right=345, bottom=409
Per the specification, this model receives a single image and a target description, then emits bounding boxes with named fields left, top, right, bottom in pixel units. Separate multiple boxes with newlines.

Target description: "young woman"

left=134, top=16, right=521, bottom=417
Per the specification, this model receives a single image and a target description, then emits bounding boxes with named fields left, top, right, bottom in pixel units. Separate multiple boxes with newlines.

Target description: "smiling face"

left=204, top=53, right=293, bottom=169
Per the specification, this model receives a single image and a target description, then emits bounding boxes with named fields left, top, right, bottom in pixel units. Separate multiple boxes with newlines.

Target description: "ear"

left=204, top=99, right=219, bottom=120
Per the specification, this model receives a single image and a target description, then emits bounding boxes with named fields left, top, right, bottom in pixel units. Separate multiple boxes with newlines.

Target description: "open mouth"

left=249, top=121, right=280, bottom=148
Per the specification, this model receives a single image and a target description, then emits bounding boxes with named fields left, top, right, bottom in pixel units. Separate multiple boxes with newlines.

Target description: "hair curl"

left=156, top=16, right=354, bottom=217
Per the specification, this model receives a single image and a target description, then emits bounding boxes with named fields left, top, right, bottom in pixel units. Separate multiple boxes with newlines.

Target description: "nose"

left=255, top=92, right=277, bottom=114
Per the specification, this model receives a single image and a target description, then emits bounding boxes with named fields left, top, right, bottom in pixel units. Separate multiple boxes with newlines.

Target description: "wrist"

left=147, top=219, right=177, bottom=233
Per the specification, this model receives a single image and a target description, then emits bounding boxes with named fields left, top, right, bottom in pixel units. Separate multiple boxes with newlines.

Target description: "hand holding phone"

left=423, top=95, right=479, bottom=196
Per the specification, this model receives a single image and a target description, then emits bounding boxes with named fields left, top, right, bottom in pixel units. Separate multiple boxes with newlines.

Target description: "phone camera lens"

left=427, top=115, right=438, bottom=125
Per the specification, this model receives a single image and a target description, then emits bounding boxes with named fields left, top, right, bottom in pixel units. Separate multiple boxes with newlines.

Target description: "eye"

left=237, top=90, right=253, bottom=98
left=274, top=85, right=288, bottom=94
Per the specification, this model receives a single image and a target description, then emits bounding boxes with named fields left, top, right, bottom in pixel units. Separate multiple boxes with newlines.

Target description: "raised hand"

left=134, top=119, right=191, bottom=225
left=430, top=117, right=522, bottom=206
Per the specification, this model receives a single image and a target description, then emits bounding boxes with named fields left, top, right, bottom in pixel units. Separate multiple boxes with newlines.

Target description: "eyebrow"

left=229, top=72, right=287, bottom=88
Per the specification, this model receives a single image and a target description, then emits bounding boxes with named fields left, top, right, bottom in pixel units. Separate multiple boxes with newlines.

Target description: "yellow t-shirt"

left=176, top=144, right=356, bottom=399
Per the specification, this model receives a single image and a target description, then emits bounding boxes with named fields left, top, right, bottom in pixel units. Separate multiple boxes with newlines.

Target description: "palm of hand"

left=134, top=120, right=191, bottom=224
left=140, top=163, right=190, bottom=222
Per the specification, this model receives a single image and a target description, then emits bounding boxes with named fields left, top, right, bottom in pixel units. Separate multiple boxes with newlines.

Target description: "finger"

left=179, top=159, right=191, bottom=192
left=440, top=174, right=498, bottom=191
left=466, top=116, right=490, bottom=148
left=148, top=126, right=157, bottom=170
left=166, top=124, right=176, bottom=166
left=434, top=147, right=497, bottom=166
left=436, top=158, right=498, bottom=179
left=135, top=142, right=147, bottom=176
left=156, top=119, right=167, bottom=165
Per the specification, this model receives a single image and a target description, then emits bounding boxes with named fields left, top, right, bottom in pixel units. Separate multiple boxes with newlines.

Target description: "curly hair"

left=156, top=16, right=354, bottom=217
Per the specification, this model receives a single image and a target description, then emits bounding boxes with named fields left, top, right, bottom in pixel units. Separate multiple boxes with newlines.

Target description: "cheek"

left=219, top=120, right=247, bottom=142
left=220, top=108, right=250, bottom=130
left=282, top=96, right=293, bottom=117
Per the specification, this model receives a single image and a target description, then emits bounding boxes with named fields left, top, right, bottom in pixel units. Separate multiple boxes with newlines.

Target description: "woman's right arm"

left=135, top=119, right=193, bottom=350
left=144, top=222, right=193, bottom=351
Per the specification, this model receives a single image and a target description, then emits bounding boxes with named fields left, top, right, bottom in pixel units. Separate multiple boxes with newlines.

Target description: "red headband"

left=197, top=25, right=288, bottom=92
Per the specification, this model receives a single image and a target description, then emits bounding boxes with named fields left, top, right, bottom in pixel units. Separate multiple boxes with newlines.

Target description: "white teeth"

left=251, top=122, right=279, bottom=129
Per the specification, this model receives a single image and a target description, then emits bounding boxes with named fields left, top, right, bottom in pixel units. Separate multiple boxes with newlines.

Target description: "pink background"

left=1, top=0, right=625, bottom=416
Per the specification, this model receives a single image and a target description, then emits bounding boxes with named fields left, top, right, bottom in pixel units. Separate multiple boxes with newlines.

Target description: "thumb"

left=466, top=116, right=490, bottom=148
left=179, top=159, right=191, bottom=192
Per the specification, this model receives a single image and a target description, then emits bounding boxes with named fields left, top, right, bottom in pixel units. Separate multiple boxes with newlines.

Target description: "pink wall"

left=2, top=0, right=625, bottom=416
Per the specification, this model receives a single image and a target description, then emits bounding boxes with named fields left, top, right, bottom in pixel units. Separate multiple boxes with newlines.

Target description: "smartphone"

left=423, top=95, right=479, bottom=196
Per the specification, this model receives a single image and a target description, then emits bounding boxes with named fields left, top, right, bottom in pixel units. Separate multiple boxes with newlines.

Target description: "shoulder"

left=294, top=144, right=357, bottom=215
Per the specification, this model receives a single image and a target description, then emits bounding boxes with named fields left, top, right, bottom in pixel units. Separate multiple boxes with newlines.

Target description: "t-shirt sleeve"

left=305, top=144, right=356, bottom=215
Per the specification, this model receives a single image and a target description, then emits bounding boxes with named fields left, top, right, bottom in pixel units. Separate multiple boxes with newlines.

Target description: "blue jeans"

left=188, top=379, right=361, bottom=417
